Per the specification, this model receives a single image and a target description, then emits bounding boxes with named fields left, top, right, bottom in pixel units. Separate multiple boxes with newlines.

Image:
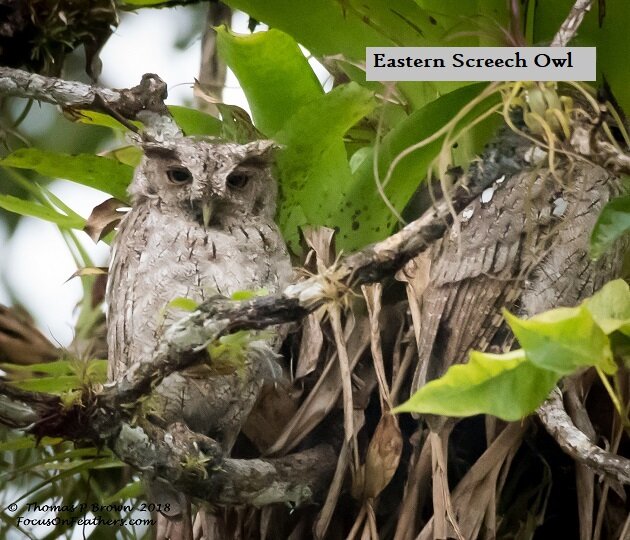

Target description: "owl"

left=106, top=137, right=292, bottom=538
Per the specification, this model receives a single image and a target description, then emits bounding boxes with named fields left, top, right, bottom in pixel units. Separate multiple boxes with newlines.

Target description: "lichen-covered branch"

left=0, top=66, right=180, bottom=139
left=0, top=67, right=166, bottom=117
left=538, top=388, right=630, bottom=484
left=0, top=381, right=336, bottom=505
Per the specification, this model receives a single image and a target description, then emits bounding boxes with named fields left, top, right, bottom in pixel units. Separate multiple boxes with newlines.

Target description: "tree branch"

left=537, top=387, right=630, bottom=484
left=551, top=0, right=594, bottom=47
left=0, top=67, right=180, bottom=139
left=0, top=381, right=337, bottom=505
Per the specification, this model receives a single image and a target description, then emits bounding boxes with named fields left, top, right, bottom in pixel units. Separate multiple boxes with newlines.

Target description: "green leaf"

left=75, top=111, right=141, bottom=132
left=166, top=297, right=199, bottom=312
left=1, top=360, right=78, bottom=376
left=0, top=149, right=133, bottom=201
left=223, top=0, right=504, bottom=111
left=104, top=145, right=143, bottom=167
left=0, top=194, right=84, bottom=228
left=102, top=480, right=144, bottom=505
left=118, top=0, right=166, bottom=4
left=274, top=82, right=377, bottom=251
left=393, top=349, right=559, bottom=421
left=217, top=27, right=323, bottom=136
left=583, top=279, right=630, bottom=336
left=230, top=288, right=269, bottom=301
left=223, top=0, right=440, bottom=61
left=504, top=306, right=616, bottom=375
left=590, top=192, right=630, bottom=259
left=75, top=106, right=221, bottom=138
left=11, top=376, right=84, bottom=394
left=0, top=436, right=37, bottom=452
left=169, top=105, right=222, bottom=136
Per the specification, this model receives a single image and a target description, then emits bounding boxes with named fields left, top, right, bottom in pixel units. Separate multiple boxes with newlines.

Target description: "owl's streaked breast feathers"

left=106, top=137, right=292, bottom=448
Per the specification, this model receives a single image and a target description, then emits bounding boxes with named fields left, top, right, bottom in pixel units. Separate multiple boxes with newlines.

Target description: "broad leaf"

left=274, top=82, right=376, bottom=251
left=504, top=306, right=616, bottom=375
left=1, top=149, right=133, bottom=201
left=74, top=110, right=140, bottom=131
left=216, top=27, right=323, bottom=136
left=590, top=192, right=630, bottom=259
left=393, top=349, right=559, bottom=421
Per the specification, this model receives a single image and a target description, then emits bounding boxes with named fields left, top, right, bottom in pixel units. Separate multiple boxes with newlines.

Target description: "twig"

left=551, top=0, right=594, bottom=47
left=537, top=387, right=630, bottom=484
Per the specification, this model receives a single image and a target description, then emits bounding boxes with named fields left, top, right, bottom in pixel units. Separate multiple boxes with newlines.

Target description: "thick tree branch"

left=537, top=387, right=630, bottom=484
left=0, top=381, right=336, bottom=505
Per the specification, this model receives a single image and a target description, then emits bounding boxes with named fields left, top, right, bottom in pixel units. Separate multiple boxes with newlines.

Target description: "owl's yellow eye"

left=227, top=172, right=250, bottom=189
left=167, top=167, right=193, bottom=184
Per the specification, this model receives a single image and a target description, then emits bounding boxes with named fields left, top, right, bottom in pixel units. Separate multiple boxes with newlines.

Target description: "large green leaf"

left=273, top=83, right=376, bottom=251
left=223, top=1, right=506, bottom=111
left=504, top=306, right=616, bottom=375
left=0, top=149, right=133, bottom=201
left=590, top=192, right=630, bottom=260
left=223, top=0, right=433, bottom=60
left=393, top=349, right=559, bottom=421
left=216, top=27, right=323, bottom=136
left=0, top=194, right=84, bottom=229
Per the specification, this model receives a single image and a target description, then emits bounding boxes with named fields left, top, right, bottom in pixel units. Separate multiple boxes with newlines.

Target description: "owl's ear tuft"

left=242, top=140, right=282, bottom=165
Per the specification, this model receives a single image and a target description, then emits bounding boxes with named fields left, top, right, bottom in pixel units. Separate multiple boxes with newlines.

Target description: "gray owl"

left=106, top=137, right=292, bottom=538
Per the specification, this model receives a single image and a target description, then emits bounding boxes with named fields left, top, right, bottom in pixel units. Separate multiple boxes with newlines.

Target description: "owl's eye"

left=167, top=167, right=193, bottom=184
left=227, top=171, right=250, bottom=190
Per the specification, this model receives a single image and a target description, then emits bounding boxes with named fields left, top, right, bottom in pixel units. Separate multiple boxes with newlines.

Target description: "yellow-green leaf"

left=393, top=350, right=559, bottom=421
left=504, top=306, right=616, bottom=375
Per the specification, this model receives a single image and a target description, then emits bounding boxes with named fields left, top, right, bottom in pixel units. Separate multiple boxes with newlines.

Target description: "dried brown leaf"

left=418, top=422, right=526, bottom=540
left=330, top=305, right=355, bottom=445
left=242, top=381, right=301, bottom=451
left=302, top=225, right=336, bottom=271
left=84, top=197, right=128, bottom=243
left=314, top=410, right=365, bottom=540
left=359, top=414, right=403, bottom=500
left=267, top=314, right=370, bottom=456
left=295, top=310, right=324, bottom=380
left=65, top=266, right=108, bottom=283
left=395, top=252, right=431, bottom=353
left=393, top=434, right=432, bottom=540
left=362, top=283, right=391, bottom=410
left=0, top=305, right=60, bottom=364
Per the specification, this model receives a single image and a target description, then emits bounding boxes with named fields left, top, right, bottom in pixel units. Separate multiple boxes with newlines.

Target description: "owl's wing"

left=106, top=209, right=148, bottom=380
left=412, top=171, right=554, bottom=391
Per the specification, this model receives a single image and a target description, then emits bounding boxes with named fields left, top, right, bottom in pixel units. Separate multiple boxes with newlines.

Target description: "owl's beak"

left=202, top=201, right=214, bottom=228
